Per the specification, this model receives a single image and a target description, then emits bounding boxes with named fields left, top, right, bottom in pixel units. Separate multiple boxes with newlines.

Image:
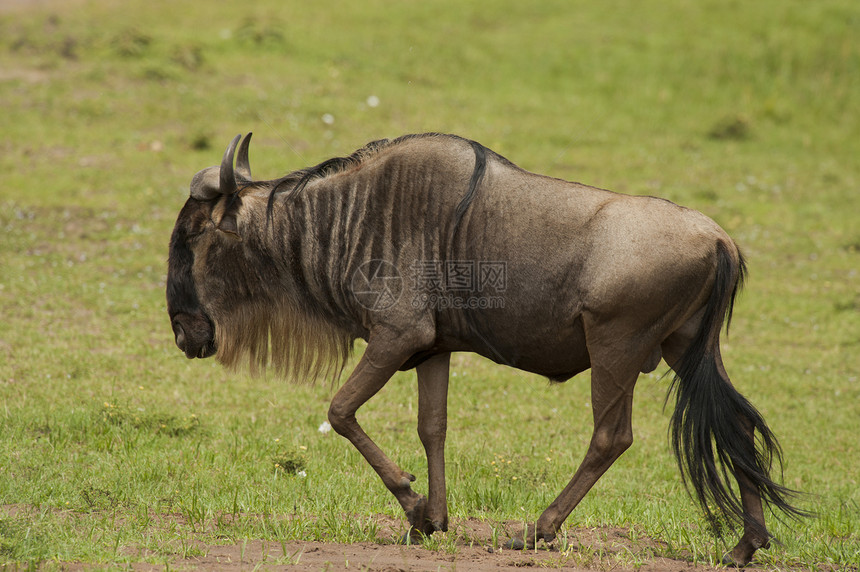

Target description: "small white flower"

left=318, top=421, right=332, bottom=434
left=366, top=95, right=380, bottom=108
left=321, top=113, right=335, bottom=125
left=297, top=470, right=307, bottom=478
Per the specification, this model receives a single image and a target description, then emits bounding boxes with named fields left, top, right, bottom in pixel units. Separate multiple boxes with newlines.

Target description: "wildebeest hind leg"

left=662, top=335, right=772, bottom=566
left=508, top=342, right=645, bottom=549
left=326, top=333, right=430, bottom=531
left=714, top=350, right=771, bottom=567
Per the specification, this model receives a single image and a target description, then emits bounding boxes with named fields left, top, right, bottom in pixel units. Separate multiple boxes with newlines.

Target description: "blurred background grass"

left=0, top=0, right=858, bottom=567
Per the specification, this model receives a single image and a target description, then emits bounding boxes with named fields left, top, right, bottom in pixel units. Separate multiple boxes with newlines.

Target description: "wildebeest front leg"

left=327, top=338, right=428, bottom=527
left=411, top=352, right=451, bottom=537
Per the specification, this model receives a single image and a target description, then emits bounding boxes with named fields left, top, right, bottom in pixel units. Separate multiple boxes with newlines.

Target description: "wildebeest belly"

left=436, top=311, right=591, bottom=382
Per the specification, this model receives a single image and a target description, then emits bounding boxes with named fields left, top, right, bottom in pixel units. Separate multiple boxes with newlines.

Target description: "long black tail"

left=668, top=241, right=806, bottom=535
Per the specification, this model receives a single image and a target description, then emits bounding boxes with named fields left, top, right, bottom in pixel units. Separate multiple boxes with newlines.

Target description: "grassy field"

left=1, top=0, right=858, bottom=568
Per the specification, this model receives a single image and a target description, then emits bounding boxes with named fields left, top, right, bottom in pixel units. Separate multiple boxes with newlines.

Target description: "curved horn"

left=219, top=134, right=242, bottom=196
left=235, top=132, right=253, bottom=181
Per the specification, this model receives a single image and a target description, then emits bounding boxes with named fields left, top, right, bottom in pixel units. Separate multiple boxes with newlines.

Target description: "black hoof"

left=430, top=519, right=448, bottom=533
left=399, top=525, right=435, bottom=546
left=503, top=537, right=526, bottom=550
left=721, top=552, right=746, bottom=568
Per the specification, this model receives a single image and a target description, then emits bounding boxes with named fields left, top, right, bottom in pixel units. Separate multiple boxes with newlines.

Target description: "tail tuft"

left=668, top=242, right=807, bottom=535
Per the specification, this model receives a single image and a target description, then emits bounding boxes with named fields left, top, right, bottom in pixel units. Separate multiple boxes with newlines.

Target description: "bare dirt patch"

left=166, top=539, right=699, bottom=572
left=4, top=505, right=783, bottom=571
left=128, top=517, right=732, bottom=572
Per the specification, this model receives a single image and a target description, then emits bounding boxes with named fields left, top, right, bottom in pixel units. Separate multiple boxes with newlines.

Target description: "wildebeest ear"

left=190, top=166, right=221, bottom=201
left=217, top=213, right=240, bottom=239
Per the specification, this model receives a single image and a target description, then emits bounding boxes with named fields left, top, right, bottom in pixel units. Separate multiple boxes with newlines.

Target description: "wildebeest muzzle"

left=171, top=312, right=217, bottom=359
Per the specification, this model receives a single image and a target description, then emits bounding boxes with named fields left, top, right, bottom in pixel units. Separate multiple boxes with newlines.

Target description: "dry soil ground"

left=97, top=515, right=746, bottom=571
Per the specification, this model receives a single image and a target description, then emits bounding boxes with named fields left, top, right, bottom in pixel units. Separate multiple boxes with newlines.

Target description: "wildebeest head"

left=167, top=133, right=353, bottom=378
left=166, top=134, right=253, bottom=360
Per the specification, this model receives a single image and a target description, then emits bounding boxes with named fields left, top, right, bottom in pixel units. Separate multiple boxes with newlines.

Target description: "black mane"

left=265, top=133, right=492, bottom=223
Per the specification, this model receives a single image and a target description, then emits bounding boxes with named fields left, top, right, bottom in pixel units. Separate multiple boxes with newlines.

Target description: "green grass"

left=1, top=0, right=858, bottom=568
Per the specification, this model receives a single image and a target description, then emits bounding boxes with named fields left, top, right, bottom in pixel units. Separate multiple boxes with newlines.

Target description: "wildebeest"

left=167, top=132, right=804, bottom=566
